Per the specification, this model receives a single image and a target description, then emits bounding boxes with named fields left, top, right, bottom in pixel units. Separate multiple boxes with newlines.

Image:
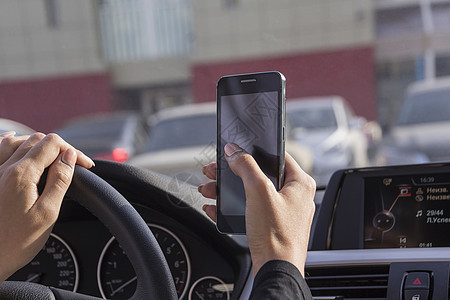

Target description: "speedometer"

left=98, top=224, right=191, bottom=299
left=189, top=276, right=230, bottom=300
left=7, top=233, right=79, bottom=292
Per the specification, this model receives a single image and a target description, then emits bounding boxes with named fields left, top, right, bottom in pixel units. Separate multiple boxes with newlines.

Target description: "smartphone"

left=216, top=71, right=286, bottom=234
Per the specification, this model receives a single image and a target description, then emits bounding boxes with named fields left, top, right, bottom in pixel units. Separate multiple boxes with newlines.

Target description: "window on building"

left=436, top=55, right=450, bottom=77
left=376, top=6, right=422, bottom=38
left=432, top=2, right=450, bottom=31
left=45, top=0, right=60, bottom=29
left=98, top=0, right=193, bottom=62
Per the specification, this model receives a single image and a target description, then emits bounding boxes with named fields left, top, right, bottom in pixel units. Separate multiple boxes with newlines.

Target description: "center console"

left=308, top=162, right=450, bottom=300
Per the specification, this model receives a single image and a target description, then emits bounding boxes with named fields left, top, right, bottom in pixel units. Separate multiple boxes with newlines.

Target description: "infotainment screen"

left=364, top=173, right=450, bottom=249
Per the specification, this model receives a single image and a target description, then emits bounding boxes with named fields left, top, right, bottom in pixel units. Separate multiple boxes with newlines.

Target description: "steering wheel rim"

left=0, top=165, right=178, bottom=300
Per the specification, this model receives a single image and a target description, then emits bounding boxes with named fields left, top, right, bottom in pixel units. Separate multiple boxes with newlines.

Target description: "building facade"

left=1, top=0, right=449, bottom=131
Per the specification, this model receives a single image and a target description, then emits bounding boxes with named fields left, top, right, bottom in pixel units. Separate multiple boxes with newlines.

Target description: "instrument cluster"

left=7, top=202, right=235, bottom=300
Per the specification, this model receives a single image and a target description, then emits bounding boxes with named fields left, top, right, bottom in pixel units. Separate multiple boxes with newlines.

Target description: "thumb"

left=224, top=143, right=268, bottom=187
left=35, top=148, right=76, bottom=220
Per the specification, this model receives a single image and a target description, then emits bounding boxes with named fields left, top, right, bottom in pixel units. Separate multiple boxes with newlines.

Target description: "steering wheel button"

left=404, top=272, right=430, bottom=290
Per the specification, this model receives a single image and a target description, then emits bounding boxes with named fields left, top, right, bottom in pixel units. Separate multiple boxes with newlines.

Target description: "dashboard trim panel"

left=306, top=248, right=450, bottom=267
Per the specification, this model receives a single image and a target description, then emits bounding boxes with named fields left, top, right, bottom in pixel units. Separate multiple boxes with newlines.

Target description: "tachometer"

left=7, top=233, right=79, bottom=292
left=98, top=224, right=191, bottom=299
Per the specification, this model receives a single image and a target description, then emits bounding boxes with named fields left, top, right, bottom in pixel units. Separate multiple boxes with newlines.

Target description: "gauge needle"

left=387, top=194, right=401, bottom=214
left=110, top=276, right=137, bottom=297
left=25, top=273, right=43, bottom=283
left=195, top=290, right=206, bottom=300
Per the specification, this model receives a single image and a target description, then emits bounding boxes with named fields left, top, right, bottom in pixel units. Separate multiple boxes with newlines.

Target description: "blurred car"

left=287, top=96, right=369, bottom=186
left=0, top=118, right=34, bottom=136
left=129, top=103, right=313, bottom=185
left=56, top=112, right=149, bottom=163
left=377, top=77, right=450, bottom=165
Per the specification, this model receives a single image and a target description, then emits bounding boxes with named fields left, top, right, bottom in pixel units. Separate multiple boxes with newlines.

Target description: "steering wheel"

left=0, top=165, right=178, bottom=300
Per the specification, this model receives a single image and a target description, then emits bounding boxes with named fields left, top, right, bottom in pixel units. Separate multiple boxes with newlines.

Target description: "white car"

left=287, top=96, right=369, bottom=186
left=129, top=103, right=314, bottom=185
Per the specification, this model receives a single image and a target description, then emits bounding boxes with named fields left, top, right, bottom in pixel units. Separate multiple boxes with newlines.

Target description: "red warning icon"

left=412, top=278, right=422, bottom=285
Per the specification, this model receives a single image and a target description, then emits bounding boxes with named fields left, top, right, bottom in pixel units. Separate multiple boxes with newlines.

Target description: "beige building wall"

left=111, top=0, right=375, bottom=88
left=192, top=0, right=374, bottom=63
left=0, top=0, right=104, bottom=81
left=0, top=1, right=374, bottom=87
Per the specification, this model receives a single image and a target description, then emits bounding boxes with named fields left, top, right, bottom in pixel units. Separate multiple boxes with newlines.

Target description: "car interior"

left=1, top=1, right=450, bottom=300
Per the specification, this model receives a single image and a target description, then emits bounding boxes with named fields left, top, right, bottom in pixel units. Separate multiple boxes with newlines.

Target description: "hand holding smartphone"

left=216, top=71, right=286, bottom=234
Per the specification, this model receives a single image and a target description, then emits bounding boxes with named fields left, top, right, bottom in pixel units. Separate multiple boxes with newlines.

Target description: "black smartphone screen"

left=216, top=72, right=286, bottom=234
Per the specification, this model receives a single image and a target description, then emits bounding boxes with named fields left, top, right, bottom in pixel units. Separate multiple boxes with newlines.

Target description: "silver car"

left=287, top=96, right=369, bottom=186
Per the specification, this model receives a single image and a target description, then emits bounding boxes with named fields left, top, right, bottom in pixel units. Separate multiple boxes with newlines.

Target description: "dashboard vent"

left=305, top=265, right=389, bottom=298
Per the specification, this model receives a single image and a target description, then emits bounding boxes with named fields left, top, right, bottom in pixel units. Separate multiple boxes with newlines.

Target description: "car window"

left=146, top=115, right=216, bottom=152
left=58, top=118, right=125, bottom=140
left=396, top=89, right=450, bottom=125
left=287, top=108, right=337, bottom=129
left=56, top=115, right=134, bottom=158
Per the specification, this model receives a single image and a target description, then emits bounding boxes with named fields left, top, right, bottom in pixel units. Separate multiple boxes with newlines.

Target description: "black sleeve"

left=249, top=260, right=313, bottom=300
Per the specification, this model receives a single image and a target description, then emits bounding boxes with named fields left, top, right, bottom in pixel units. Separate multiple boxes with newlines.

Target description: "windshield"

left=396, top=89, right=450, bottom=125
left=146, top=115, right=216, bottom=152
left=288, top=108, right=337, bottom=129
left=56, top=115, right=132, bottom=157
left=1, top=0, right=450, bottom=185
left=57, top=117, right=126, bottom=140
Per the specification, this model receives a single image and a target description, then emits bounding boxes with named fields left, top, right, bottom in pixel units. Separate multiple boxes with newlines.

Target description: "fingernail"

left=61, top=148, right=76, bottom=168
left=0, top=131, right=16, bottom=137
left=198, top=184, right=204, bottom=193
left=83, top=153, right=95, bottom=167
left=202, top=165, right=207, bottom=175
left=224, top=143, right=243, bottom=157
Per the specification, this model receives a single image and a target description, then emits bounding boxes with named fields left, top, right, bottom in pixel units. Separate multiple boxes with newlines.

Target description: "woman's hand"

left=0, top=132, right=94, bottom=282
left=198, top=143, right=316, bottom=277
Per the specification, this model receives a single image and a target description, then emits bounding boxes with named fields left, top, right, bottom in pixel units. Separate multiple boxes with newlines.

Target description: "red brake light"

left=94, top=148, right=129, bottom=163
left=112, top=148, right=129, bottom=163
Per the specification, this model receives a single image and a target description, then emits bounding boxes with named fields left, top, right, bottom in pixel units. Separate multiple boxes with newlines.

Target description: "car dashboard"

left=5, top=161, right=450, bottom=300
